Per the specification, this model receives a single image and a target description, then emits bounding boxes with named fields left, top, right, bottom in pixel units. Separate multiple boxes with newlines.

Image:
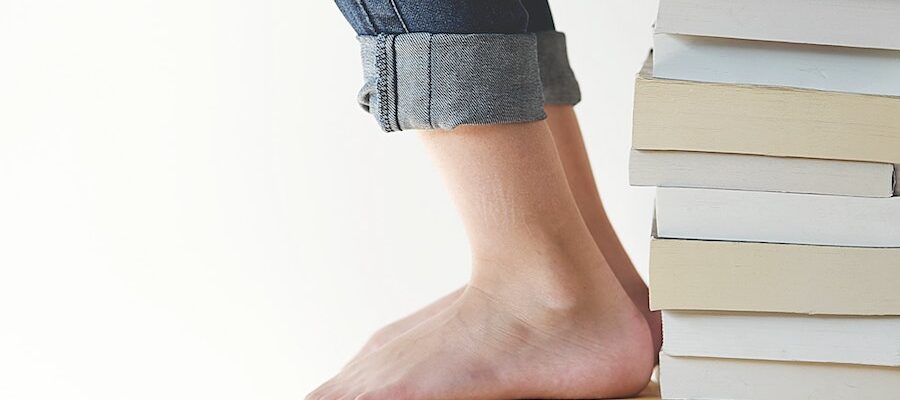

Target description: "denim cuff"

left=357, top=33, right=546, bottom=132
left=536, top=31, right=581, bottom=105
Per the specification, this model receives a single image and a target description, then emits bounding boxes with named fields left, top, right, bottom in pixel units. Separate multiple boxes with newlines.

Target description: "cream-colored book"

left=629, top=149, right=894, bottom=197
left=660, top=354, right=900, bottom=400
left=662, top=311, right=900, bottom=367
left=632, top=58, right=900, bottom=164
left=649, top=238, right=900, bottom=315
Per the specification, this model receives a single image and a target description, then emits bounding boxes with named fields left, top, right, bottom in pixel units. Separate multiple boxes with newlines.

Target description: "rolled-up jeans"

left=334, top=0, right=581, bottom=132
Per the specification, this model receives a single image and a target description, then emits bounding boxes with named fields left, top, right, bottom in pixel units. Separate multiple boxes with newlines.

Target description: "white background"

left=0, top=1, right=658, bottom=398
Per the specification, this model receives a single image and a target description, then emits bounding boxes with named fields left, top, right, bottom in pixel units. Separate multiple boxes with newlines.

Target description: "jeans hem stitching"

left=375, top=34, right=393, bottom=132
left=391, top=35, right=400, bottom=131
left=427, top=34, right=433, bottom=129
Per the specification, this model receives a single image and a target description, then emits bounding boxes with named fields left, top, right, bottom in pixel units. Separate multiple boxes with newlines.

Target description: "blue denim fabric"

left=335, top=0, right=549, bottom=35
left=335, top=0, right=579, bottom=132
left=357, top=33, right=546, bottom=131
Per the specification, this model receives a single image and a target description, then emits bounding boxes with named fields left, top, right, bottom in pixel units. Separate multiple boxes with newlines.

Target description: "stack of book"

left=630, top=0, right=900, bottom=398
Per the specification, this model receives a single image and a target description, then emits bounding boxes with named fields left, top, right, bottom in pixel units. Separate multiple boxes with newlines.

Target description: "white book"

left=656, top=187, right=900, bottom=247
left=629, top=150, right=894, bottom=198
left=663, top=311, right=900, bottom=367
left=660, top=354, right=900, bottom=400
left=656, top=0, right=900, bottom=51
left=652, top=34, right=900, bottom=97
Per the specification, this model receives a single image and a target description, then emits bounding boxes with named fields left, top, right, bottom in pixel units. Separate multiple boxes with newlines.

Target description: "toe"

left=303, top=389, right=322, bottom=400
left=306, top=379, right=339, bottom=400
left=332, top=384, right=365, bottom=400
left=304, top=388, right=323, bottom=400
left=337, top=391, right=362, bottom=400
left=305, top=385, right=323, bottom=400
left=354, top=383, right=416, bottom=400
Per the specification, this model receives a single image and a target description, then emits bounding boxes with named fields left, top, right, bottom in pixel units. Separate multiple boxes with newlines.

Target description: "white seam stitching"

left=427, top=34, right=433, bottom=129
left=387, top=0, right=409, bottom=33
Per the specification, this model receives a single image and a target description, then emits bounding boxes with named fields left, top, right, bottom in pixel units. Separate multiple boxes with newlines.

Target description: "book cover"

left=629, top=149, right=894, bottom=197
left=655, top=187, right=900, bottom=247
left=660, top=354, right=900, bottom=400
left=662, top=311, right=900, bottom=367
left=649, top=238, right=900, bottom=315
left=656, top=0, right=900, bottom=51
left=632, top=58, right=900, bottom=164
left=653, top=33, right=900, bottom=97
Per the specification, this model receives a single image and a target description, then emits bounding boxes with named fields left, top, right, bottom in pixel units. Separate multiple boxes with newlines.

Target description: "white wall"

left=0, top=1, right=658, bottom=398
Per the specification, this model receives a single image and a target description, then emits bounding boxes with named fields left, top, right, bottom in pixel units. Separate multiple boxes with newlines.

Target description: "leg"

left=527, top=1, right=660, bottom=354
left=310, top=121, right=653, bottom=400
left=545, top=104, right=662, bottom=356
left=335, top=0, right=542, bottom=363
left=349, top=106, right=662, bottom=364
left=316, top=1, right=654, bottom=398
left=347, top=0, right=660, bottom=361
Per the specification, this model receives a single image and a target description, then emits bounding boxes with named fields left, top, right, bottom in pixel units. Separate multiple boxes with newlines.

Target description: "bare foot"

left=348, top=106, right=664, bottom=366
left=348, top=287, right=464, bottom=363
left=309, top=263, right=655, bottom=399
left=350, top=269, right=660, bottom=366
left=351, top=266, right=660, bottom=367
left=312, top=120, right=657, bottom=399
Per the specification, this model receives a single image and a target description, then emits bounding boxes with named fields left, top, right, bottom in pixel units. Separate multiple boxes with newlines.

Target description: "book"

left=625, top=382, right=659, bottom=400
left=659, top=354, right=900, bottom=400
left=656, top=0, right=900, bottom=51
left=632, top=58, right=900, bottom=164
left=652, top=33, right=900, bottom=97
left=655, top=187, right=900, bottom=247
left=649, top=238, right=900, bottom=315
left=629, top=149, right=894, bottom=198
left=662, top=311, right=900, bottom=367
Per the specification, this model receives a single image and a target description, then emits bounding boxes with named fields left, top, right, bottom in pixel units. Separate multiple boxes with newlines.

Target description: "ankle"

left=469, top=246, right=626, bottom=314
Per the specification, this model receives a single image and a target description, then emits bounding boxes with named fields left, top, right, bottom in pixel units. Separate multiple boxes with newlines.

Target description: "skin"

left=346, top=105, right=661, bottom=364
left=308, top=120, right=655, bottom=400
left=544, top=105, right=662, bottom=356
